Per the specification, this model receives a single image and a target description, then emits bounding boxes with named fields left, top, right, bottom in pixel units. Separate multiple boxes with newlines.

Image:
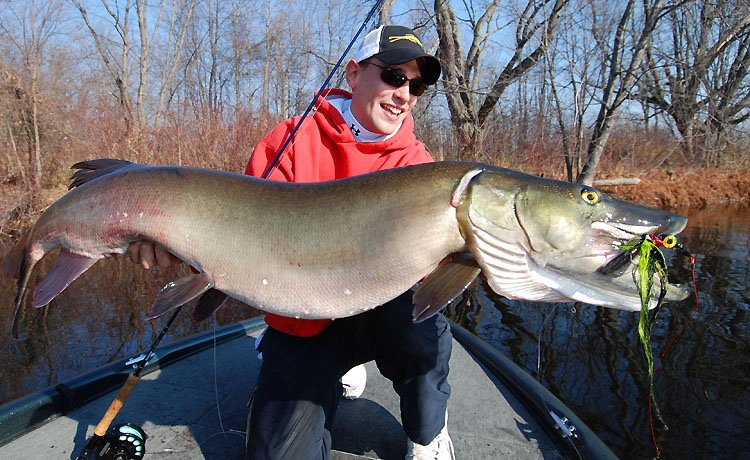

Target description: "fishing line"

left=204, top=317, right=245, bottom=450
left=656, top=245, right=699, bottom=365
left=260, top=0, right=385, bottom=179
left=75, top=304, right=184, bottom=460
left=534, top=303, right=584, bottom=460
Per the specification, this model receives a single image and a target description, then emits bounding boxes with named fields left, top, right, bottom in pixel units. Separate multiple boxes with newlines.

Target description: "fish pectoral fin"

left=32, top=250, right=99, bottom=308
left=412, top=254, right=481, bottom=323
left=192, top=288, right=230, bottom=322
left=149, top=273, right=213, bottom=320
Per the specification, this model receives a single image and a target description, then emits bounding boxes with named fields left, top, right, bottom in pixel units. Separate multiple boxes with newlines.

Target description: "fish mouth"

left=584, top=217, right=691, bottom=307
left=592, top=221, right=658, bottom=241
left=591, top=217, right=688, bottom=274
left=592, top=221, right=657, bottom=273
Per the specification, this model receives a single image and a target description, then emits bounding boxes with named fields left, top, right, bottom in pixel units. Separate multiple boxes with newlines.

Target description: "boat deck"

left=0, top=320, right=610, bottom=459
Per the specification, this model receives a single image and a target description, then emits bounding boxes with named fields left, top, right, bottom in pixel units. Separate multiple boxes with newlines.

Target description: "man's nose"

left=393, top=83, right=412, bottom=103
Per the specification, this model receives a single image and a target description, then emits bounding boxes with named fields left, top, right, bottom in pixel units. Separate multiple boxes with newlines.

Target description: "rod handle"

left=93, top=373, right=141, bottom=437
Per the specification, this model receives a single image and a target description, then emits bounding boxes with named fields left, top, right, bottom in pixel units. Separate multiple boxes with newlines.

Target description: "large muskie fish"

left=6, top=159, right=689, bottom=336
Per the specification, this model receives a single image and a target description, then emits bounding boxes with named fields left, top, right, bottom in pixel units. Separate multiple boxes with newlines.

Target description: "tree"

left=378, top=0, right=396, bottom=25
left=71, top=0, right=137, bottom=136
left=0, top=0, right=66, bottom=189
left=153, top=0, right=198, bottom=122
left=434, top=0, right=569, bottom=160
left=576, top=0, right=666, bottom=185
left=637, top=0, right=750, bottom=166
left=544, top=2, right=598, bottom=181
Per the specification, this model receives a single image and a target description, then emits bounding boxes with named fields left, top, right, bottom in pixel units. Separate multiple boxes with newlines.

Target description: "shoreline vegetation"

left=597, top=167, right=750, bottom=210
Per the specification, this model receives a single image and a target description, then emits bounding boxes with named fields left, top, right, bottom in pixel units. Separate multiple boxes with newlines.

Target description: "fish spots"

left=262, top=278, right=268, bottom=286
left=287, top=258, right=304, bottom=268
left=343, top=289, right=352, bottom=296
left=107, top=211, right=129, bottom=220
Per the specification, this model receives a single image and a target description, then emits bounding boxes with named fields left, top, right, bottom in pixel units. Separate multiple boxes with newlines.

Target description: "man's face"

left=346, top=58, right=422, bottom=135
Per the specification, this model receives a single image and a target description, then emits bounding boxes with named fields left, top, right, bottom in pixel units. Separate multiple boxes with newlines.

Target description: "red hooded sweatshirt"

left=245, top=89, right=434, bottom=337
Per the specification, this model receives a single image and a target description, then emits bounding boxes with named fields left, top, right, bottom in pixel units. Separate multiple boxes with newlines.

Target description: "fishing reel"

left=76, top=423, right=147, bottom=460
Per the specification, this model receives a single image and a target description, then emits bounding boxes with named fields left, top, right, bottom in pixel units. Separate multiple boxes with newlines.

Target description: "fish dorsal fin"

left=32, top=250, right=99, bottom=308
left=412, top=254, right=481, bottom=323
left=69, top=159, right=133, bottom=189
left=149, top=273, right=213, bottom=320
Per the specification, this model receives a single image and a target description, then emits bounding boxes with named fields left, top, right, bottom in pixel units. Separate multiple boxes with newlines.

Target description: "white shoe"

left=340, top=363, right=367, bottom=400
left=405, top=423, right=455, bottom=460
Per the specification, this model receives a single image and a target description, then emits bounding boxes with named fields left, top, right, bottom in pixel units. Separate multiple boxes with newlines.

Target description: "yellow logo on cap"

left=388, top=34, right=423, bottom=47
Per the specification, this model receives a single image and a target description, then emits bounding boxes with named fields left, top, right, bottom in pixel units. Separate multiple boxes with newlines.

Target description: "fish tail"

left=6, top=234, right=31, bottom=339
left=12, top=286, right=26, bottom=339
left=69, top=158, right=133, bottom=190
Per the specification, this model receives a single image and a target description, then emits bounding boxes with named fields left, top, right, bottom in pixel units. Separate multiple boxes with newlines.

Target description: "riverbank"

left=597, top=168, right=750, bottom=209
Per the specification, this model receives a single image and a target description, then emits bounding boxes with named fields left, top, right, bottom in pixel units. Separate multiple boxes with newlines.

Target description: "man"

left=130, top=25, right=454, bottom=460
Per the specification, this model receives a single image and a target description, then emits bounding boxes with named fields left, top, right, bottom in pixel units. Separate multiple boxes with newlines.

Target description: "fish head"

left=460, top=166, right=689, bottom=311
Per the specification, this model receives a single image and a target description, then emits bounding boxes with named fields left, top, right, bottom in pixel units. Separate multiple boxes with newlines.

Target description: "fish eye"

left=581, top=188, right=600, bottom=205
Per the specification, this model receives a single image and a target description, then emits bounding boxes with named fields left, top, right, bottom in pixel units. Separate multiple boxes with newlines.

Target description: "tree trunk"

left=435, top=0, right=568, bottom=160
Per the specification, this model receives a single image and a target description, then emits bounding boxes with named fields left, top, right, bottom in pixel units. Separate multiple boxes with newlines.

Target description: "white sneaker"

left=340, top=363, right=367, bottom=400
left=405, top=423, right=455, bottom=460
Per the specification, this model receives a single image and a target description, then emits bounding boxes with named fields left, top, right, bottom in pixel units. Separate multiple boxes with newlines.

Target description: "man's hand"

left=128, top=241, right=181, bottom=269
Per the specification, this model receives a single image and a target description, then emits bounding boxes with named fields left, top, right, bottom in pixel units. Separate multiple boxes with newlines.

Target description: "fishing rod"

left=75, top=305, right=183, bottom=460
left=73, top=3, right=384, bottom=458
left=261, top=0, right=385, bottom=179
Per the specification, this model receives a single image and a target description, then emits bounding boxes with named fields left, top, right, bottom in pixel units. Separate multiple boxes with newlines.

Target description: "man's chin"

left=373, top=119, right=401, bottom=136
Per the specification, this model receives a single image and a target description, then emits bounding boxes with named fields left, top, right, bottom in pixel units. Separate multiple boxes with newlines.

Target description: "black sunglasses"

left=365, top=61, right=429, bottom=96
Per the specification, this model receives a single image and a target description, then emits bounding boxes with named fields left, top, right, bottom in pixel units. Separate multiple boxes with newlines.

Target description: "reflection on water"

left=1, top=206, right=748, bottom=459
left=0, top=256, right=260, bottom=406
left=447, top=205, right=750, bottom=459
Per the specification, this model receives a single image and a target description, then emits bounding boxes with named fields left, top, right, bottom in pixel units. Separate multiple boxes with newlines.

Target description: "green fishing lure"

left=618, top=234, right=677, bottom=429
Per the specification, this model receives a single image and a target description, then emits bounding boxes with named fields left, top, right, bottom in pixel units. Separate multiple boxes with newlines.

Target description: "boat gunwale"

left=1, top=316, right=616, bottom=459
left=0, top=317, right=267, bottom=446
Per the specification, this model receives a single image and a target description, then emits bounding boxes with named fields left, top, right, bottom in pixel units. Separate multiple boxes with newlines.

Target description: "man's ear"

left=345, top=59, right=360, bottom=91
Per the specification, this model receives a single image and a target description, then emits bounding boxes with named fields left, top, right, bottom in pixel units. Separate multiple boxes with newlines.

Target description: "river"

left=1, top=205, right=748, bottom=459
left=447, top=205, right=750, bottom=459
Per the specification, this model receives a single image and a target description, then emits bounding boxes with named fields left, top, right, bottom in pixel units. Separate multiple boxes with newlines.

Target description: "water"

left=1, top=206, right=748, bottom=459
left=446, top=205, right=750, bottom=459
left=0, top=258, right=260, bottom=406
